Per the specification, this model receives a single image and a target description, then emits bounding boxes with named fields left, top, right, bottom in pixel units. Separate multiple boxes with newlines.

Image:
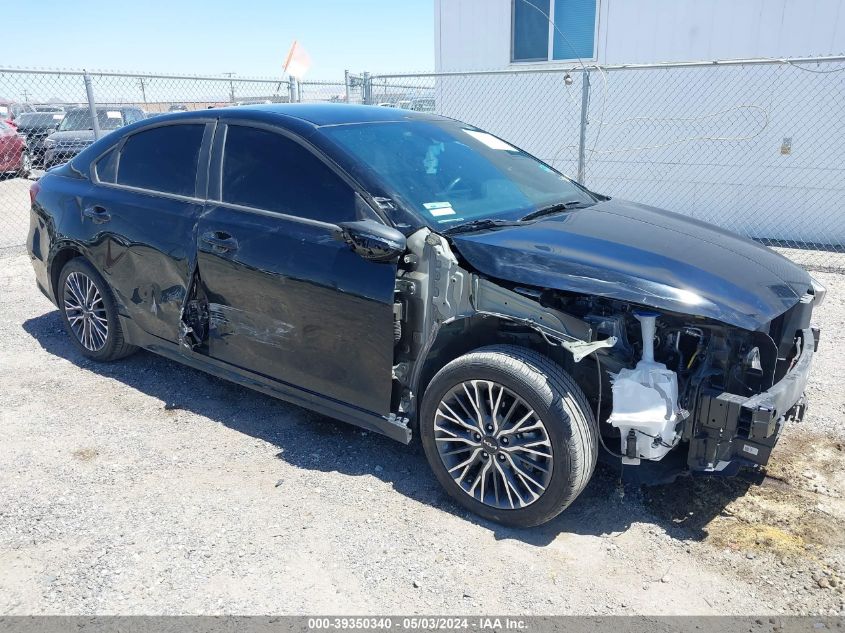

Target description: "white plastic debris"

left=608, top=312, right=680, bottom=463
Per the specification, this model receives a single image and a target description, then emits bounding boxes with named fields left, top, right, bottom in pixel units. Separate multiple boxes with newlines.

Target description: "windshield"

left=318, top=120, right=594, bottom=229
left=17, top=112, right=62, bottom=127
left=58, top=109, right=125, bottom=132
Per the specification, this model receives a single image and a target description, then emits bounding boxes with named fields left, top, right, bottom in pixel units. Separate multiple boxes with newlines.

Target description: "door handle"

left=82, top=205, right=111, bottom=224
left=201, top=231, right=239, bottom=253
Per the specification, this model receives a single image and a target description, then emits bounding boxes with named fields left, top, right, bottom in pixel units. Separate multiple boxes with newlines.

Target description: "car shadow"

left=23, top=310, right=753, bottom=547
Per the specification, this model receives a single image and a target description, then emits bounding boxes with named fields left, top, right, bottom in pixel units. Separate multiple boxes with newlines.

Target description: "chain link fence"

left=371, top=56, right=845, bottom=271
left=2, top=58, right=844, bottom=271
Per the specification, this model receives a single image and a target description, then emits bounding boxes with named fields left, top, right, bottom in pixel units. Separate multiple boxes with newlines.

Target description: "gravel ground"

left=1, top=251, right=843, bottom=616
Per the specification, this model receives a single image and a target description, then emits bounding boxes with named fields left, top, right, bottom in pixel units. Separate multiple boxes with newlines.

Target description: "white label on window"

left=52, top=114, right=64, bottom=120
left=424, top=201, right=455, bottom=217
left=742, top=444, right=759, bottom=456
left=106, top=111, right=122, bottom=119
left=463, top=129, right=516, bottom=151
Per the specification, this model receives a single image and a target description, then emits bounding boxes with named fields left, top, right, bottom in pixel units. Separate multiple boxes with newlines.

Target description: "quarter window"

left=95, top=148, right=118, bottom=183
left=115, top=124, right=205, bottom=196
left=221, top=125, right=356, bottom=224
left=512, top=0, right=597, bottom=62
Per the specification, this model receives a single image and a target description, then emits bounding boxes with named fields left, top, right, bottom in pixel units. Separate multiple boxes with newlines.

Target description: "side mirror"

left=337, top=219, right=406, bottom=263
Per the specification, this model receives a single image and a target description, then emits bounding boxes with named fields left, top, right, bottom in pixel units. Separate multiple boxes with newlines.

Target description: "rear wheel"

left=58, top=258, right=138, bottom=361
left=17, top=151, right=31, bottom=178
left=420, top=345, right=597, bottom=527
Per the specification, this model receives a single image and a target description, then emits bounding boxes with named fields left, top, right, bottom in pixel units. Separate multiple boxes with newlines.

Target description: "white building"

left=435, top=0, right=845, bottom=71
left=430, top=0, right=845, bottom=248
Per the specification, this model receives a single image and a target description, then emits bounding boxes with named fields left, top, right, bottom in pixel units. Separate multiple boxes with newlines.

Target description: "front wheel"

left=420, top=345, right=597, bottom=527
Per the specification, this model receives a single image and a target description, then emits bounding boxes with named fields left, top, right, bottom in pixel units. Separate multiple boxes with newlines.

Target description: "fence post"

left=576, top=69, right=590, bottom=185
left=344, top=69, right=351, bottom=103
left=83, top=71, right=101, bottom=141
left=362, top=72, right=372, bottom=105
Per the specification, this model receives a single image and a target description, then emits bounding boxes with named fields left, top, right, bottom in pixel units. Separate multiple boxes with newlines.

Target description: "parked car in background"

left=0, top=100, right=36, bottom=127
left=43, top=106, right=145, bottom=168
left=14, top=111, right=64, bottom=164
left=27, top=104, right=823, bottom=527
left=168, top=104, right=189, bottom=112
left=0, top=120, right=31, bottom=177
left=34, top=105, right=65, bottom=113
left=410, top=98, right=436, bottom=113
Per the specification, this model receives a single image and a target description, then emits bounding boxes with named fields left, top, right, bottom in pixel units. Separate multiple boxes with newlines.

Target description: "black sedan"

left=27, top=105, right=823, bottom=527
left=13, top=111, right=64, bottom=164
left=42, top=106, right=145, bottom=168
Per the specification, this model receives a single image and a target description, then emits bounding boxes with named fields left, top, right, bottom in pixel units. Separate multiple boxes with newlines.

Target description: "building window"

left=512, top=0, right=597, bottom=62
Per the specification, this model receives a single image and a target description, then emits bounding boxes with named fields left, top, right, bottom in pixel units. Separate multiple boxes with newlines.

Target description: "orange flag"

left=284, top=40, right=312, bottom=80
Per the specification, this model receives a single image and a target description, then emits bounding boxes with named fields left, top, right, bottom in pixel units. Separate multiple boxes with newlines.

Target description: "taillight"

left=29, top=181, right=40, bottom=206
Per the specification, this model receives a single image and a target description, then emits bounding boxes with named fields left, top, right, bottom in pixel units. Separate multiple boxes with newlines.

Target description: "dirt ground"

left=1, top=251, right=843, bottom=616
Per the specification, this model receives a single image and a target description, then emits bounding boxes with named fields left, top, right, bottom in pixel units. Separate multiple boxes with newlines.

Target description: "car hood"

left=48, top=130, right=97, bottom=143
left=448, top=199, right=812, bottom=331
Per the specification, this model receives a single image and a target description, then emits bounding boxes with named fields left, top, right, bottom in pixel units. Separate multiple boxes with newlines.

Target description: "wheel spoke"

left=462, top=382, right=485, bottom=428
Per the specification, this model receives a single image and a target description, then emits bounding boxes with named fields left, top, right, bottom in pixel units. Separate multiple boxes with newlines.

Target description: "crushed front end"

left=578, top=286, right=823, bottom=480
left=683, top=299, right=819, bottom=476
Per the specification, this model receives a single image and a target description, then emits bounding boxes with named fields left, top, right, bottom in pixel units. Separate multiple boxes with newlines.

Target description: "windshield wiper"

left=520, top=200, right=591, bottom=222
left=443, top=218, right=521, bottom=235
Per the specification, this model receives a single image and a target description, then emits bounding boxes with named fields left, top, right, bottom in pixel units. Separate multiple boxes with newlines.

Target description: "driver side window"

left=221, top=125, right=357, bottom=225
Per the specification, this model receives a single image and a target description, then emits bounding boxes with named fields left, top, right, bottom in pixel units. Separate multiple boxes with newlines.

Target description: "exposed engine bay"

left=388, top=227, right=821, bottom=481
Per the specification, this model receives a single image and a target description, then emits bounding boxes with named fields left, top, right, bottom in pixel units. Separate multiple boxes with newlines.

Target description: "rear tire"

left=420, top=345, right=597, bottom=527
left=58, top=258, right=138, bottom=362
left=17, top=151, right=31, bottom=178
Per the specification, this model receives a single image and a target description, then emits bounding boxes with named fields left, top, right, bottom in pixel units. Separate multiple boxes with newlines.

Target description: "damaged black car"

left=27, top=104, right=824, bottom=527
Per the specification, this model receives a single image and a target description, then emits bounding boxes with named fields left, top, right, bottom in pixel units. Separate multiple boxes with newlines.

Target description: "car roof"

left=163, top=103, right=447, bottom=129
left=65, top=106, right=142, bottom=113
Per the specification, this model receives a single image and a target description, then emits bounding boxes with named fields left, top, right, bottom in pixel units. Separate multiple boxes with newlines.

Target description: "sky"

left=3, top=0, right=434, bottom=79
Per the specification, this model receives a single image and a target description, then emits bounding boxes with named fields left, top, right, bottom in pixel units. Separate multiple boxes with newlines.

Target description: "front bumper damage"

left=686, top=327, right=816, bottom=474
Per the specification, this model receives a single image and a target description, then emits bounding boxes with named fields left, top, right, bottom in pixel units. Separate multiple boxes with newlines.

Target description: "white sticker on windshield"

left=463, top=129, right=517, bottom=151
left=424, top=201, right=455, bottom=217
left=52, top=114, right=64, bottom=120
left=106, top=111, right=122, bottom=119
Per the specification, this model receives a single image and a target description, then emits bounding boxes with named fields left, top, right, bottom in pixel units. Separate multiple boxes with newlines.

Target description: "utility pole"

left=21, top=89, right=30, bottom=102
left=138, top=78, right=147, bottom=104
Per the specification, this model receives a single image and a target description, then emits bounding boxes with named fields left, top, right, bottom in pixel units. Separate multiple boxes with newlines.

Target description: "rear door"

left=195, top=121, right=397, bottom=416
left=80, top=120, right=214, bottom=343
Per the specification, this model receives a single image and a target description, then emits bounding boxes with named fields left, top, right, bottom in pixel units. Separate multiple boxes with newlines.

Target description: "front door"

left=196, top=122, right=397, bottom=416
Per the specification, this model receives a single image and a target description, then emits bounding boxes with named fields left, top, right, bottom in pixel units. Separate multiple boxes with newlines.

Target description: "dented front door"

left=195, top=204, right=397, bottom=416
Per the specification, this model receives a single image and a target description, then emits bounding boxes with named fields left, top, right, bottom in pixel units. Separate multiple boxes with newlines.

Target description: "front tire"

left=420, top=345, right=597, bottom=527
left=58, top=258, right=138, bottom=361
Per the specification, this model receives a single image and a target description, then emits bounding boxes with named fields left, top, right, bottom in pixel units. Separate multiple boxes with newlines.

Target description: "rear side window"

left=221, top=125, right=355, bottom=224
left=95, top=148, right=118, bottom=183
left=116, top=124, right=205, bottom=196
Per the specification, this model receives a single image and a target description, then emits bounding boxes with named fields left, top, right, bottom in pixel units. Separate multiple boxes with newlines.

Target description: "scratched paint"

left=208, top=303, right=294, bottom=347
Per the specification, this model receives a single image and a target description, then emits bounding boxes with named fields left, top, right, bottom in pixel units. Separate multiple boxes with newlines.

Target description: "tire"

left=420, top=345, right=597, bottom=527
left=17, top=151, right=31, bottom=178
left=58, top=258, right=138, bottom=361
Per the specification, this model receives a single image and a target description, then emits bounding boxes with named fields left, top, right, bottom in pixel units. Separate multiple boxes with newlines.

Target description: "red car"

left=0, top=121, right=31, bottom=177
left=0, top=100, right=35, bottom=127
